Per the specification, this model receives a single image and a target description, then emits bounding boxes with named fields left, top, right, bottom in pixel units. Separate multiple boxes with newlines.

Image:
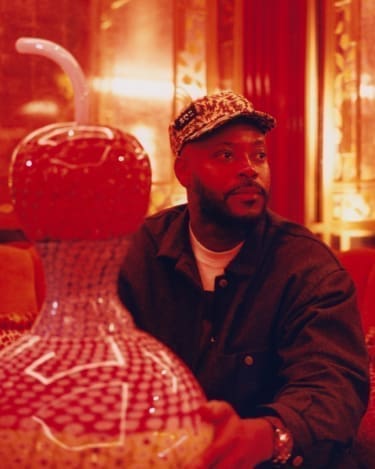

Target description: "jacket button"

left=292, top=456, right=304, bottom=467
left=243, top=355, right=254, bottom=366
left=218, top=278, right=228, bottom=288
left=210, top=336, right=216, bottom=343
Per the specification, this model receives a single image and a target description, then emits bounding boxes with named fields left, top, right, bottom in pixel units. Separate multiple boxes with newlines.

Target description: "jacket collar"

left=157, top=204, right=272, bottom=277
left=157, top=204, right=191, bottom=259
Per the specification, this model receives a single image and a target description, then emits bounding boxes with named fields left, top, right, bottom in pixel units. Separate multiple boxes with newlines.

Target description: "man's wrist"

left=262, top=416, right=293, bottom=465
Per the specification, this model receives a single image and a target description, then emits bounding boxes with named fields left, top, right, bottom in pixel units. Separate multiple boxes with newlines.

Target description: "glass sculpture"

left=0, top=38, right=212, bottom=468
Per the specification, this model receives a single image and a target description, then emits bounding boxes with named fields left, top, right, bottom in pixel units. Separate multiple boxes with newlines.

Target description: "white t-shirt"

left=189, top=225, right=244, bottom=291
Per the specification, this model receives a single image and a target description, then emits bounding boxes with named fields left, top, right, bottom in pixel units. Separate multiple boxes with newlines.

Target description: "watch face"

left=274, top=427, right=293, bottom=463
left=264, top=417, right=293, bottom=464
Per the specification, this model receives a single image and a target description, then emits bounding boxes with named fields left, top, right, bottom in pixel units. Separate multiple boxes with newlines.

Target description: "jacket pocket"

left=205, top=349, right=277, bottom=417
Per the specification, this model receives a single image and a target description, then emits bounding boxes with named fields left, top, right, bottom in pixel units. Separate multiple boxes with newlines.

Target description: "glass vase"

left=0, top=122, right=212, bottom=467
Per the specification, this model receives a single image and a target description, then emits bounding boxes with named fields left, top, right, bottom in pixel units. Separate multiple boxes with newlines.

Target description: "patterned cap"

left=169, top=90, right=276, bottom=156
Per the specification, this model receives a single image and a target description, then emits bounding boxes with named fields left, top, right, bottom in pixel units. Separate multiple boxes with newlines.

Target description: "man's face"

left=175, top=121, right=271, bottom=226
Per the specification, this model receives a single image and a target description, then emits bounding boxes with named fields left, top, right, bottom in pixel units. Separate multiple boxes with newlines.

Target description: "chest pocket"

left=201, top=348, right=277, bottom=417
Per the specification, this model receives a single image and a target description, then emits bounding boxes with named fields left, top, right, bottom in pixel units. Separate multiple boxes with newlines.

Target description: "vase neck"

left=32, top=237, right=134, bottom=337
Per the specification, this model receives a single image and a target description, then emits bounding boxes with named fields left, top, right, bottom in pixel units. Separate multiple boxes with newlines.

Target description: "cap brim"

left=183, top=110, right=276, bottom=149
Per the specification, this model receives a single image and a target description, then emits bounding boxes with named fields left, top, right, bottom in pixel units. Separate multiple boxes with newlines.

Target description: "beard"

left=191, top=177, right=269, bottom=230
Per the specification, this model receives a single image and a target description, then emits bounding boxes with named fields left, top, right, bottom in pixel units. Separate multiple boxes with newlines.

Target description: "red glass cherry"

left=10, top=123, right=151, bottom=240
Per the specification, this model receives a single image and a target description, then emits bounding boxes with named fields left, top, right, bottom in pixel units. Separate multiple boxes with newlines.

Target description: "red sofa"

left=337, top=248, right=375, bottom=467
left=0, top=242, right=44, bottom=349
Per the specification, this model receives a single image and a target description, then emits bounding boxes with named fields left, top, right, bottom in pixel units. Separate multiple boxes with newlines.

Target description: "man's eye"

left=256, top=152, right=267, bottom=160
left=215, top=150, right=233, bottom=160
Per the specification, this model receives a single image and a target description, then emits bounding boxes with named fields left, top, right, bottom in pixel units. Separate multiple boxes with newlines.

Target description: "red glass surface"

left=10, top=123, right=151, bottom=241
left=0, top=124, right=212, bottom=466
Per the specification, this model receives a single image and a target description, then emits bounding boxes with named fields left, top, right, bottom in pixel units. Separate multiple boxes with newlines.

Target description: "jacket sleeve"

left=258, top=267, right=370, bottom=466
left=117, top=227, right=152, bottom=326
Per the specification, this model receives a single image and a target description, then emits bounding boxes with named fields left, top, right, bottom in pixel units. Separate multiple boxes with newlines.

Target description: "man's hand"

left=188, top=400, right=274, bottom=469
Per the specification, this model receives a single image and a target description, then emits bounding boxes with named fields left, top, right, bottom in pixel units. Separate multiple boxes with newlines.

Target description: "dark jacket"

left=118, top=204, right=369, bottom=468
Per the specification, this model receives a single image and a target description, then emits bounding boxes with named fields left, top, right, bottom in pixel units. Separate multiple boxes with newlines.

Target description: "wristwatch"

left=264, top=416, right=293, bottom=465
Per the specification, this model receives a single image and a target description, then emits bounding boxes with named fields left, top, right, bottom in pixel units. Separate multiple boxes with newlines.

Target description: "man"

left=118, top=90, right=369, bottom=468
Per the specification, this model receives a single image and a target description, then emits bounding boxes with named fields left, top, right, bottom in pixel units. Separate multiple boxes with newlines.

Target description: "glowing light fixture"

left=92, top=77, right=174, bottom=100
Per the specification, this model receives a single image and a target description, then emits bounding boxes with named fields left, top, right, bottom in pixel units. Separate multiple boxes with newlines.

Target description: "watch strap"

left=263, top=416, right=293, bottom=465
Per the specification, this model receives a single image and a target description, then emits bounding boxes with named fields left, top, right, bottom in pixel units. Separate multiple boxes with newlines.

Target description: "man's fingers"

left=199, top=400, right=235, bottom=423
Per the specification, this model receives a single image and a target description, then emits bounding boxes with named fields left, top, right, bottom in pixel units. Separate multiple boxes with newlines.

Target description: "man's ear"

left=174, top=156, right=190, bottom=188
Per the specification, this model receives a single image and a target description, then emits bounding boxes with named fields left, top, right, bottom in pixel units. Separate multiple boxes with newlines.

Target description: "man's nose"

left=238, top=154, right=258, bottom=177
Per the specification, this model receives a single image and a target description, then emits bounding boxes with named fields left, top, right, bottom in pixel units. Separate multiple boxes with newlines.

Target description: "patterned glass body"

left=0, top=123, right=212, bottom=467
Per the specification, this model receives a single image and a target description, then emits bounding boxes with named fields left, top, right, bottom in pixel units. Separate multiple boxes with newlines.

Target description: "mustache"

left=225, top=181, right=267, bottom=200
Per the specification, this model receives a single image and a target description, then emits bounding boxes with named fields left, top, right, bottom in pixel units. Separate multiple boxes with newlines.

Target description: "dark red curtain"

left=243, top=0, right=308, bottom=224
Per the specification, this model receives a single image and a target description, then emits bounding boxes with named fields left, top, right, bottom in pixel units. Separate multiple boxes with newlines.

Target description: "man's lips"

left=225, top=184, right=265, bottom=200
left=231, top=187, right=261, bottom=195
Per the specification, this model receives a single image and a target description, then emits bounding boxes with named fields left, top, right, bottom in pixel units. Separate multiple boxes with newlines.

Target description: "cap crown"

left=169, top=90, right=276, bottom=155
